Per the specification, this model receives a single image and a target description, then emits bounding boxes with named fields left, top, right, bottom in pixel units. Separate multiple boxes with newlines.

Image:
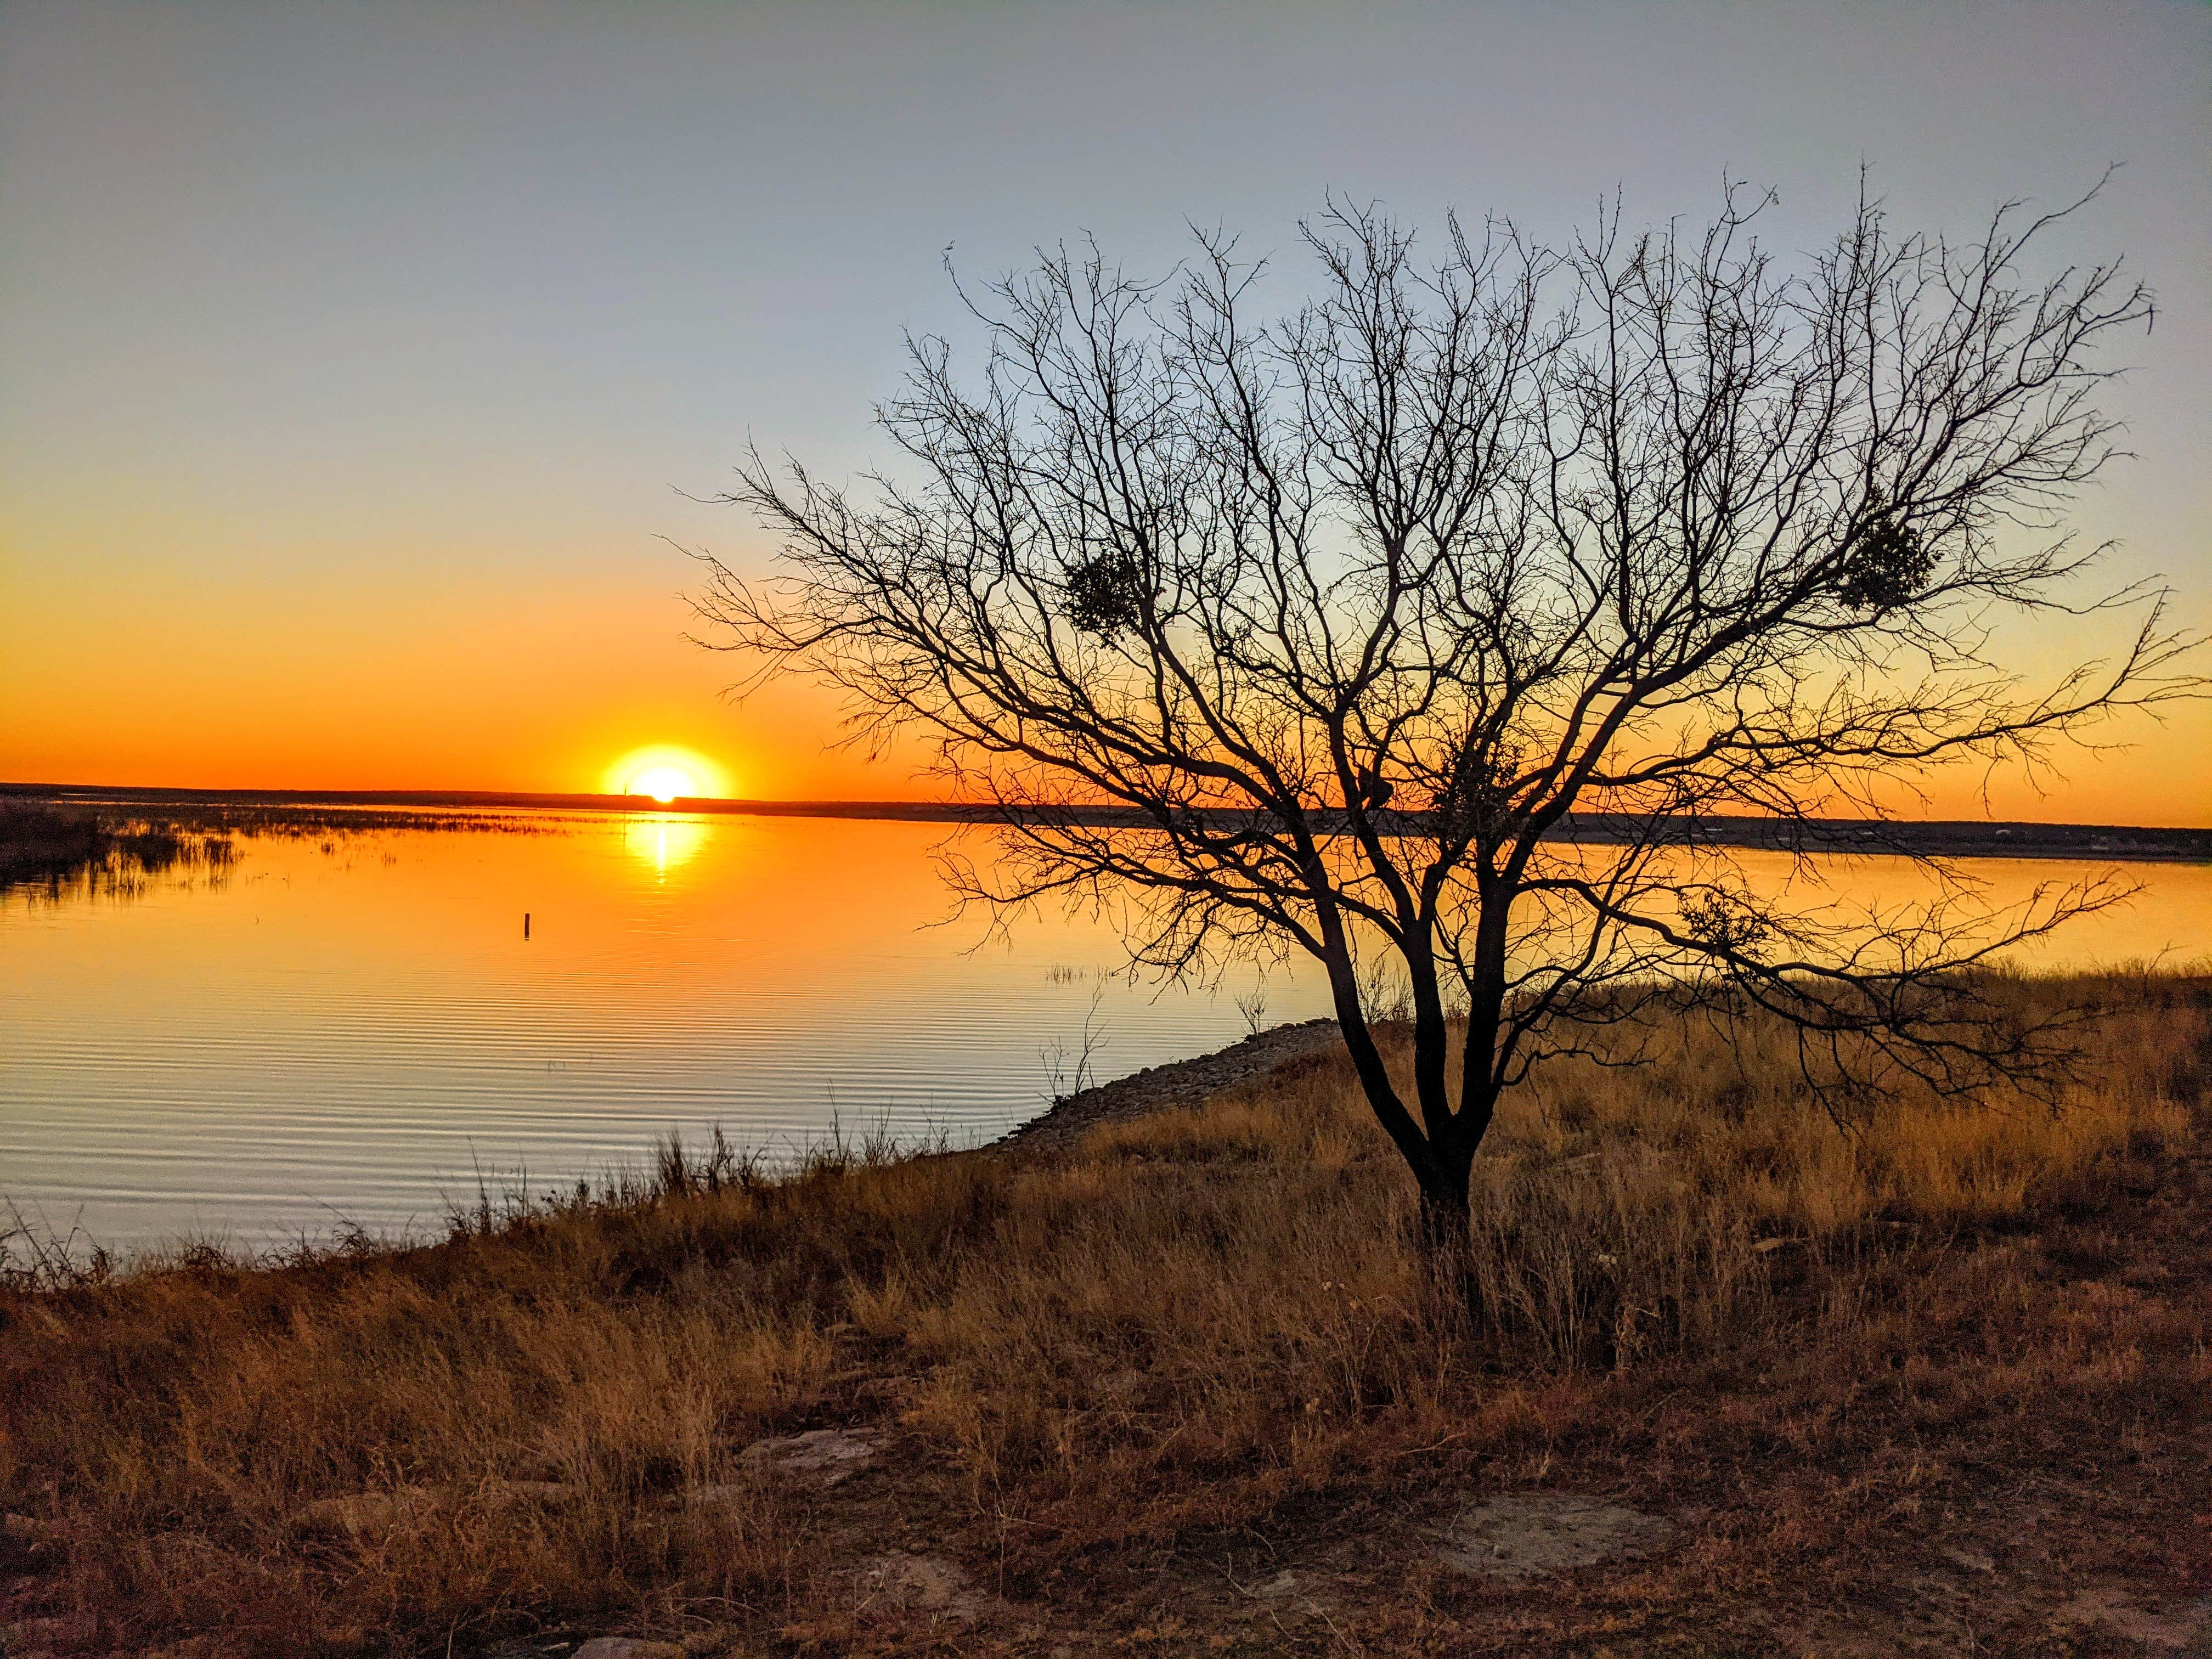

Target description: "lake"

left=4, top=810, right=2209, bottom=1258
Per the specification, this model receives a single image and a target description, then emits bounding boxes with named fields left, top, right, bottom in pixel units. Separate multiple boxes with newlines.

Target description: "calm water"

left=2, top=814, right=1330, bottom=1255
left=4, top=811, right=2209, bottom=1257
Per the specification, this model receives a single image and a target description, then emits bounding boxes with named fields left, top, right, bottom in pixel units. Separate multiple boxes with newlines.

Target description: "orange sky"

left=0, top=540, right=929, bottom=802
left=3, top=523, right=2204, bottom=822
left=0, top=435, right=2203, bottom=820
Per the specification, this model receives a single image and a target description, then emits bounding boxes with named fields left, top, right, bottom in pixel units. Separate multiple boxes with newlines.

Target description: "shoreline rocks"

left=995, top=1017, right=1341, bottom=1154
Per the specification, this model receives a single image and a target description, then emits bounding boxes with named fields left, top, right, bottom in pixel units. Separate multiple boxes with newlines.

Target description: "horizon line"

left=5, top=781, right=2209, bottom=845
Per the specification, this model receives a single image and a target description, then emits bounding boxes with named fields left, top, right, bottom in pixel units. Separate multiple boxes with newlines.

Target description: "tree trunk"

left=1313, top=927, right=1489, bottom=1278
left=1414, top=1162, right=1472, bottom=1252
left=1410, top=1151, right=1485, bottom=1328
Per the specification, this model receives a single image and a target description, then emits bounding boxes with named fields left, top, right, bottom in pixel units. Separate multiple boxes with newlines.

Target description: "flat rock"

left=737, top=1427, right=874, bottom=1486
left=571, top=1641, right=687, bottom=1659
left=997, top=1018, right=1342, bottom=1153
left=1231, top=1567, right=1330, bottom=1626
left=856, top=1552, right=981, bottom=1620
left=1438, top=1492, right=1675, bottom=1579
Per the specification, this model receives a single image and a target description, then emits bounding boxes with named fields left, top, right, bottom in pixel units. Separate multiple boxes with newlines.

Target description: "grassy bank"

left=2, top=971, right=2208, bottom=1657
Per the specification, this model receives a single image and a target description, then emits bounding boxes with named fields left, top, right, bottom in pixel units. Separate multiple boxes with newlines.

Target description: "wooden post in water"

left=524, top=912, right=531, bottom=940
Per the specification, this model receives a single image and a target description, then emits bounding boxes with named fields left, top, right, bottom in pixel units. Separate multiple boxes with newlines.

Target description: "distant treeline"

left=4, top=783, right=2204, bottom=865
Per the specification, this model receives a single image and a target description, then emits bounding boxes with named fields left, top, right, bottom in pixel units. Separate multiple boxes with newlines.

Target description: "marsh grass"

left=0, top=804, right=237, bottom=902
left=0, top=798, right=554, bottom=909
left=0, top=969, right=2204, bottom=1656
left=115, top=803, right=556, bottom=839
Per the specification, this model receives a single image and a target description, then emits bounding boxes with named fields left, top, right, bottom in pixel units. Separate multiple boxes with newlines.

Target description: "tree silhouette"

left=697, top=182, right=2197, bottom=1238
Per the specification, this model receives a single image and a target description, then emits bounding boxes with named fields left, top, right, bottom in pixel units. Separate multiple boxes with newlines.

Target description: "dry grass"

left=2, top=969, right=2207, bottom=1658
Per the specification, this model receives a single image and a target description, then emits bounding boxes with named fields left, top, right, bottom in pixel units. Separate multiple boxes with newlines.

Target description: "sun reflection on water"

left=622, top=813, right=707, bottom=878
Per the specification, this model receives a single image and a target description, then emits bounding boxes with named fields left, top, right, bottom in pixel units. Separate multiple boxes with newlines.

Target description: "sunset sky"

left=3, top=1, right=2206, bottom=821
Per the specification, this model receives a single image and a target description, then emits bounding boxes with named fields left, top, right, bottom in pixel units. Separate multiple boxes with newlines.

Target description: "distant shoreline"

left=4, top=780, right=2207, bottom=864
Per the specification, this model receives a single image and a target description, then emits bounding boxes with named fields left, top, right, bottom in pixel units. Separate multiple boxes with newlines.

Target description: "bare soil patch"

left=1437, top=1492, right=1678, bottom=1580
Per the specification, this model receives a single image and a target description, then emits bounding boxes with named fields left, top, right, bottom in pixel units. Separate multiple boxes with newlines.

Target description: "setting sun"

left=604, top=744, right=732, bottom=803
left=630, top=766, right=692, bottom=803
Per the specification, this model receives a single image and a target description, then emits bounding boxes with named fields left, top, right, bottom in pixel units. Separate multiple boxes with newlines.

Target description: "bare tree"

left=695, top=182, right=2198, bottom=1240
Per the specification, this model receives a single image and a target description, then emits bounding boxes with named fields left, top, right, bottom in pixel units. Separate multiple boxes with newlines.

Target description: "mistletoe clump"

left=1064, top=548, right=1152, bottom=639
left=1835, top=496, right=1937, bottom=614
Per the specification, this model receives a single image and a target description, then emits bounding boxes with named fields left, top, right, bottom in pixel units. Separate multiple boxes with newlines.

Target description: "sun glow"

left=630, top=765, right=693, bottom=803
left=603, top=745, right=732, bottom=803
